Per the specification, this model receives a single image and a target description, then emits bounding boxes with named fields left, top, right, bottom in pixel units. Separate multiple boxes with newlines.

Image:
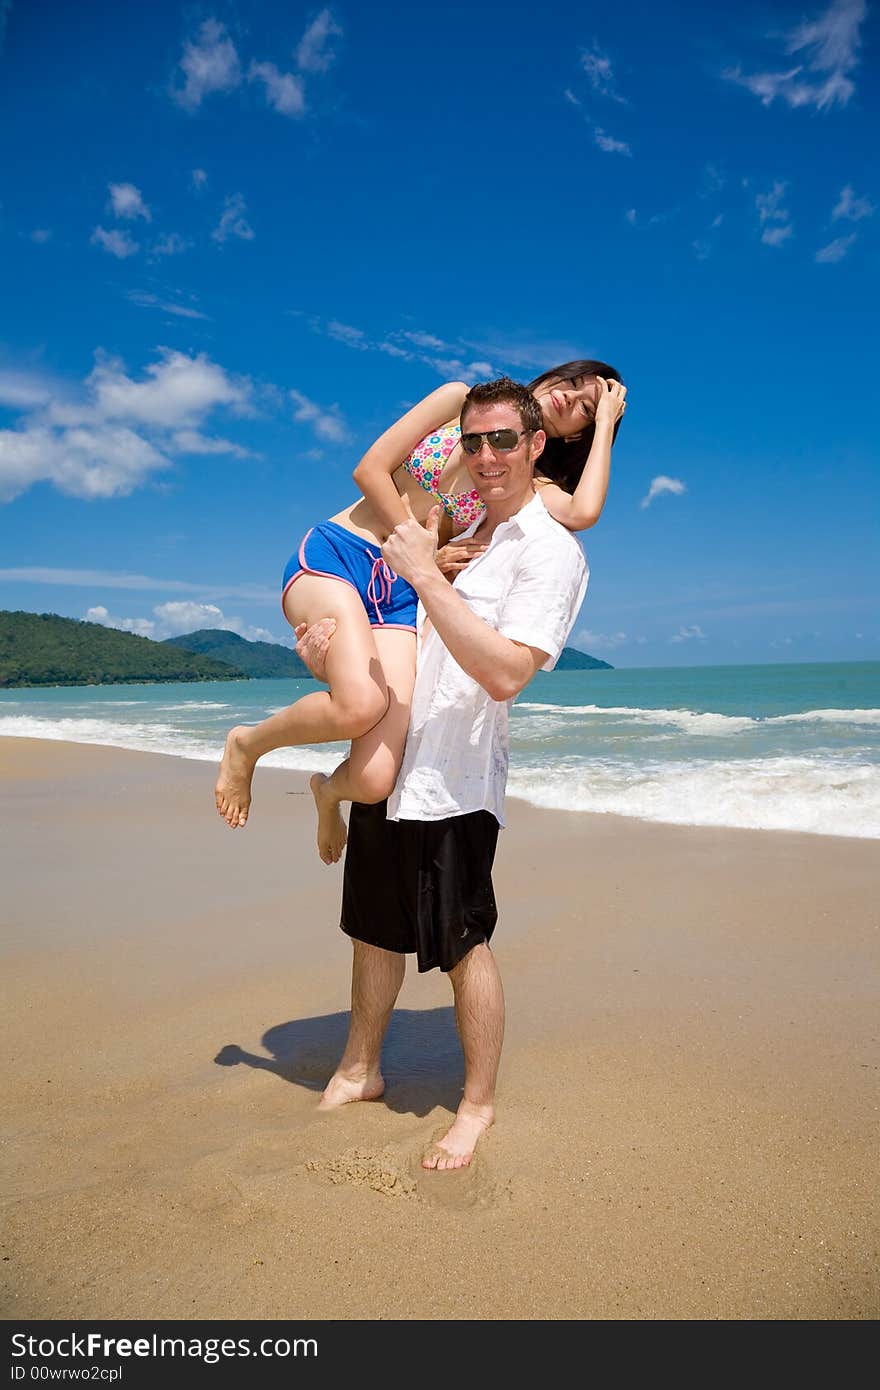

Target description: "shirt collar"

left=462, top=488, right=546, bottom=542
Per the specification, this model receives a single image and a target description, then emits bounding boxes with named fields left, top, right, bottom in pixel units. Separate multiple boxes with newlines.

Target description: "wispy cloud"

left=290, top=389, right=349, bottom=443
left=0, top=567, right=277, bottom=603
left=126, top=291, right=209, bottom=320
left=171, top=429, right=253, bottom=458
left=90, top=226, right=139, bottom=259
left=755, top=181, right=793, bottom=247
left=641, top=476, right=687, bottom=509
left=0, top=369, right=54, bottom=410
left=149, top=232, right=192, bottom=258
left=724, top=0, right=867, bottom=112
left=108, top=182, right=151, bottom=221
left=669, top=624, right=707, bottom=643
left=0, top=348, right=253, bottom=502
left=574, top=627, right=634, bottom=650
left=832, top=184, right=874, bottom=222
left=293, top=313, right=500, bottom=382
left=249, top=60, right=306, bottom=117
left=212, top=193, right=254, bottom=244
left=580, top=42, right=626, bottom=103
left=815, top=232, right=857, bottom=262
left=296, top=9, right=343, bottom=73
left=192, top=168, right=208, bottom=191
left=592, top=126, right=631, bottom=156
left=86, top=600, right=275, bottom=643
left=172, top=19, right=242, bottom=111
left=29, top=228, right=52, bottom=244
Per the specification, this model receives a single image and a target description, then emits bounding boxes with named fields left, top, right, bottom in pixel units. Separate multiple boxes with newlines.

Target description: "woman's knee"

left=333, top=682, right=389, bottom=740
left=348, top=754, right=399, bottom=805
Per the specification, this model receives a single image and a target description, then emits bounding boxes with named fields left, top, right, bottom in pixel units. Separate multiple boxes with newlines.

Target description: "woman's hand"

left=435, top=537, right=488, bottom=580
left=594, top=376, right=628, bottom=430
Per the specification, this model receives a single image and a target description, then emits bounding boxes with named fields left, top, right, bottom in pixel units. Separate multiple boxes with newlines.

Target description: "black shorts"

left=340, top=800, right=500, bottom=973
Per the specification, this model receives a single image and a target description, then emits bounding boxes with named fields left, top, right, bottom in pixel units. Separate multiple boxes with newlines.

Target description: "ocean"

left=2, top=661, right=879, bottom=839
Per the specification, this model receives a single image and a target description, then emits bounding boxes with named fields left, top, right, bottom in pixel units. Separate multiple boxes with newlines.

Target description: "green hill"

left=555, top=647, right=613, bottom=670
left=0, top=611, right=246, bottom=688
left=164, top=628, right=311, bottom=678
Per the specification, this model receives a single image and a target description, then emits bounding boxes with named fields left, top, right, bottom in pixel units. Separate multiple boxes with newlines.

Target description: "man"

left=301, top=378, right=589, bottom=1170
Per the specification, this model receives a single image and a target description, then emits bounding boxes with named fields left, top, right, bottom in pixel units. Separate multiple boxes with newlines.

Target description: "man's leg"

left=319, top=940, right=405, bottom=1109
left=422, top=943, right=504, bottom=1170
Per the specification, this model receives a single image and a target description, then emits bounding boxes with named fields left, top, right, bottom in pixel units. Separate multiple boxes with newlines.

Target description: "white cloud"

left=172, top=19, right=242, bottom=111
left=171, top=429, right=253, bottom=458
left=212, top=193, right=254, bottom=244
left=91, top=226, right=139, bottom=259
left=724, top=0, right=867, bottom=112
left=127, top=291, right=208, bottom=320
left=593, top=127, right=631, bottom=156
left=755, top=182, right=793, bottom=247
left=326, top=319, right=369, bottom=349
left=108, top=182, right=151, bottom=221
left=832, top=184, right=874, bottom=222
left=625, top=208, right=637, bottom=225
left=30, top=228, right=52, bottom=244
left=0, top=370, right=53, bottom=409
left=580, top=43, right=625, bottom=102
left=815, top=232, right=857, bottom=262
left=296, top=9, right=343, bottom=73
left=641, top=476, right=687, bottom=509
left=86, top=600, right=275, bottom=643
left=0, top=348, right=252, bottom=502
left=249, top=60, right=306, bottom=116
left=149, top=233, right=192, bottom=258
left=563, top=88, right=581, bottom=107
left=0, top=567, right=277, bottom=603
left=669, top=624, right=707, bottom=643
left=290, top=389, right=349, bottom=443
left=192, top=168, right=208, bottom=191
left=762, top=224, right=793, bottom=247
left=575, top=628, right=631, bottom=650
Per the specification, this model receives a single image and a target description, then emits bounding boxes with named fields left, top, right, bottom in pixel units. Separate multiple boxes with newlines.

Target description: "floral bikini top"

left=403, top=423, right=486, bottom=532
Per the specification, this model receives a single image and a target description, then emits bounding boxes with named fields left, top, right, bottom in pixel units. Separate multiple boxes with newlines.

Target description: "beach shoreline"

left=2, top=737, right=878, bottom=1320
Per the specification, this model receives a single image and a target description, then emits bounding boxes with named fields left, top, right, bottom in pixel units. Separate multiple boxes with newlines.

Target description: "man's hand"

left=294, top=617, right=336, bottom=683
left=436, top=536, right=488, bottom=581
left=381, top=496, right=440, bottom=586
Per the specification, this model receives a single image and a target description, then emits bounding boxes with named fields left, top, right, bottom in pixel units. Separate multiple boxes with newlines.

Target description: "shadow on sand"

left=215, top=1006, right=463, bottom=1118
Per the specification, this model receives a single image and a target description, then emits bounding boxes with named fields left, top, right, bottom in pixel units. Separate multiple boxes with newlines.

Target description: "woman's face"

left=534, top=374, right=602, bottom=439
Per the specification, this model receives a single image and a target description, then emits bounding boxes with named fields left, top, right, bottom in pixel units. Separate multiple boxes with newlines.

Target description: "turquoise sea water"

left=1, top=661, right=878, bottom=838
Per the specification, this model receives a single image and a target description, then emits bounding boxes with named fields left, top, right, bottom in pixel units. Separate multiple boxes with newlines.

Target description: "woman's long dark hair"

left=527, top=359, right=624, bottom=494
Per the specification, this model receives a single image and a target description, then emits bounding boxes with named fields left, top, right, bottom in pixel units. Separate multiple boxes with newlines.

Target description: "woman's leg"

left=214, top=575, right=389, bottom=828
left=309, top=628, right=417, bottom=863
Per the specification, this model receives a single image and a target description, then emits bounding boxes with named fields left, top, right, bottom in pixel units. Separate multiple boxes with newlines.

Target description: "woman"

left=215, top=361, right=627, bottom=858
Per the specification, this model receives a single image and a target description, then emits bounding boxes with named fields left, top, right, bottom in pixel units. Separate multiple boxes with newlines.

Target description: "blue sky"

left=0, top=0, right=877, bottom=668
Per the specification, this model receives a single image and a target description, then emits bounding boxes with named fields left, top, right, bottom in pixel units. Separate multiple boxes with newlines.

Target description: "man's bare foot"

left=310, top=772, right=348, bottom=864
left=421, top=1100, right=494, bottom=1171
left=215, top=727, right=256, bottom=828
left=318, top=1069, right=385, bottom=1109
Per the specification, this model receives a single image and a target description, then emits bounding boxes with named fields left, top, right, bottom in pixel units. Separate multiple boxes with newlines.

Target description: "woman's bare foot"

left=310, top=772, right=348, bottom=864
left=215, top=727, right=256, bottom=828
left=318, top=1069, right=385, bottom=1109
left=421, top=1100, right=494, bottom=1171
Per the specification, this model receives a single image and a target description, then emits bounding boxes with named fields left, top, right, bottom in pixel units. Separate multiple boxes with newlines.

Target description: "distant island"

left=0, top=610, right=612, bottom=688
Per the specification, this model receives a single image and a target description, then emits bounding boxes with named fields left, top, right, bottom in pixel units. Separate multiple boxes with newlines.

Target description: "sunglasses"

left=460, top=428, right=530, bottom=456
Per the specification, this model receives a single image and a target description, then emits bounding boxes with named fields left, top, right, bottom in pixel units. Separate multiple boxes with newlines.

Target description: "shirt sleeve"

left=497, top=534, right=589, bottom=670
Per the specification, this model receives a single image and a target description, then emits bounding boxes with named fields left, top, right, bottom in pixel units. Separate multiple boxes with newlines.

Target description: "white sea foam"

left=515, top=703, right=880, bottom=734
left=507, top=755, right=880, bottom=838
left=0, top=715, right=341, bottom=773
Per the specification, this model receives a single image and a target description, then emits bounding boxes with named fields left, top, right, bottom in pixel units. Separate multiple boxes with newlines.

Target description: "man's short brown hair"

left=460, top=376, right=544, bottom=436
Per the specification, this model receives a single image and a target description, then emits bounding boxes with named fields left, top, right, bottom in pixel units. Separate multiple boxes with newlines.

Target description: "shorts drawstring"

left=366, top=553, right=397, bottom=625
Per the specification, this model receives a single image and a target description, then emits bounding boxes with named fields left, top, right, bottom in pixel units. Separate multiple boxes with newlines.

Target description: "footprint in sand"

left=306, top=1147, right=418, bottom=1199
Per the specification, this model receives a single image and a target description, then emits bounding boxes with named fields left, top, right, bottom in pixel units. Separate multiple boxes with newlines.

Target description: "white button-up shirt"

left=387, top=491, right=588, bottom=827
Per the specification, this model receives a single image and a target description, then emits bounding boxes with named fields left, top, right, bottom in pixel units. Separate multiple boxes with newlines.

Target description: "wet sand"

left=1, top=737, right=878, bottom=1319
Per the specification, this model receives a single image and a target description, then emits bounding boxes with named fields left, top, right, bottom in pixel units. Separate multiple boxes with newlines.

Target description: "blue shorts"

left=281, top=521, right=418, bottom=631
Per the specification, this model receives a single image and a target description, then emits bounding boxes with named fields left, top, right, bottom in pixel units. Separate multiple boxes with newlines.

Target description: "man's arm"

left=382, top=502, right=548, bottom=703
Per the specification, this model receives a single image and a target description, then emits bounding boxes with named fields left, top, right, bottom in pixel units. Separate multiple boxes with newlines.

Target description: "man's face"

left=460, top=402, right=545, bottom=505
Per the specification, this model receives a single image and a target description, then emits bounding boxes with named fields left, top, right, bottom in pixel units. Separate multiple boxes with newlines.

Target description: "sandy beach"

left=1, top=736, right=877, bottom=1320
